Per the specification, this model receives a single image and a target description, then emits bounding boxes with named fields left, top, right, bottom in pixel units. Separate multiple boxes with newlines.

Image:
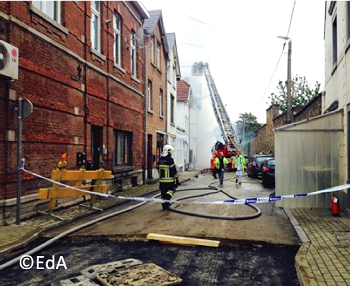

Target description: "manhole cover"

left=96, top=263, right=182, bottom=286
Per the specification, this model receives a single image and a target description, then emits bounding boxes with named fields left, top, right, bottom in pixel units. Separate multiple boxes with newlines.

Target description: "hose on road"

left=167, top=177, right=262, bottom=220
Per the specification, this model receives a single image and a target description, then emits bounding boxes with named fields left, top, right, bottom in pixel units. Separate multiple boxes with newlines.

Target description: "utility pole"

left=286, top=40, right=292, bottom=124
left=242, top=116, right=245, bottom=143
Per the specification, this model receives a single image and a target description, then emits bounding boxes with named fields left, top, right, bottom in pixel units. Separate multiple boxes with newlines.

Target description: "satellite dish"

left=0, top=42, right=9, bottom=70
left=135, top=27, right=144, bottom=47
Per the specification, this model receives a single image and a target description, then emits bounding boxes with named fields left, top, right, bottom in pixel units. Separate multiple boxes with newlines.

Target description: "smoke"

left=183, top=69, right=222, bottom=169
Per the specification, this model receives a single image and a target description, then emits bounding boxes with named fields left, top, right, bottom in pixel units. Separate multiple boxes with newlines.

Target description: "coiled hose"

left=168, top=178, right=262, bottom=220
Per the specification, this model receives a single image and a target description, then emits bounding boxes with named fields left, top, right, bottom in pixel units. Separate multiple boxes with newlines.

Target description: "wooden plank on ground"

left=146, top=233, right=220, bottom=248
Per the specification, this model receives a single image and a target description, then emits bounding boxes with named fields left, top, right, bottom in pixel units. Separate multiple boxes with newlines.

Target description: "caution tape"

left=21, top=168, right=350, bottom=205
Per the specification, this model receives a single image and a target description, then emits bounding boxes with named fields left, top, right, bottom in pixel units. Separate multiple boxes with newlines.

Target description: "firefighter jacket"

left=157, top=154, right=178, bottom=184
left=233, top=155, right=246, bottom=172
left=214, top=156, right=229, bottom=169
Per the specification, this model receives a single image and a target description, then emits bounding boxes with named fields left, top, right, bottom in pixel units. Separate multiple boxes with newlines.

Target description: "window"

left=131, top=31, right=137, bottom=76
left=156, top=42, right=161, bottom=69
left=159, top=89, right=163, bottom=117
left=33, top=1, right=61, bottom=23
left=148, top=81, right=153, bottom=111
left=173, top=64, right=176, bottom=84
left=114, top=130, right=132, bottom=165
left=156, top=133, right=164, bottom=161
left=170, top=94, right=175, bottom=124
left=113, top=13, right=121, bottom=65
left=150, top=37, right=155, bottom=64
left=332, top=16, right=337, bottom=65
left=91, top=1, right=101, bottom=52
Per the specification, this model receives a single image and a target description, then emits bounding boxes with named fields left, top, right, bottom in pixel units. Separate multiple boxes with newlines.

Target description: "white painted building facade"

left=176, top=80, right=191, bottom=171
left=323, top=1, right=350, bottom=213
left=166, top=33, right=181, bottom=160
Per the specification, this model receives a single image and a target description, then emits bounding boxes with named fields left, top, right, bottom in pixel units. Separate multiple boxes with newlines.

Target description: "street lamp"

left=278, top=36, right=292, bottom=124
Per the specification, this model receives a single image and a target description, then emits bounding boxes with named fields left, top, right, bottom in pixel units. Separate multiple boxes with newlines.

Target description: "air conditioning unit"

left=0, top=40, right=18, bottom=81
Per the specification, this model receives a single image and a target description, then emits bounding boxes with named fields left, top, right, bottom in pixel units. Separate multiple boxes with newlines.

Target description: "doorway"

left=92, top=125, right=102, bottom=169
left=147, top=134, right=153, bottom=179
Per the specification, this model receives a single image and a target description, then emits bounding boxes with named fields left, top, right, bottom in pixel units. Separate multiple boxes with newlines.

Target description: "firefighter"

left=215, top=152, right=229, bottom=185
left=233, top=150, right=246, bottom=185
left=157, top=145, right=180, bottom=210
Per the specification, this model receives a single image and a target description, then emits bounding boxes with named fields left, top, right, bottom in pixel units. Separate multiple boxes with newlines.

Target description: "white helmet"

left=161, top=144, right=174, bottom=156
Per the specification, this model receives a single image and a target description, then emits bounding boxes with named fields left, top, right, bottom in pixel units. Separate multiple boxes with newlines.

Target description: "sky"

left=140, top=1, right=325, bottom=124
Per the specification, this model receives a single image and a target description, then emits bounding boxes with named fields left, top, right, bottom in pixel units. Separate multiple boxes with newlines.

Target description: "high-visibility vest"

left=158, top=164, right=176, bottom=183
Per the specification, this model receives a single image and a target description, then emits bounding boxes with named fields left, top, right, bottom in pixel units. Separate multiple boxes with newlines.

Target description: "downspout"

left=3, top=1, right=12, bottom=224
left=142, top=29, right=146, bottom=184
left=83, top=2, right=88, bottom=154
left=165, top=42, right=168, bottom=145
left=106, top=2, right=110, bottom=171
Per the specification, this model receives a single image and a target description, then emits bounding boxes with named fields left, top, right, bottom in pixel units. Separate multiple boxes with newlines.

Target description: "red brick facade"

left=0, top=0, right=148, bottom=210
left=143, top=10, right=168, bottom=181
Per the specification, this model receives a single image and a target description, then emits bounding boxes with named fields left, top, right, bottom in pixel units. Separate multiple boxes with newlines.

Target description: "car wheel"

left=262, top=178, right=267, bottom=188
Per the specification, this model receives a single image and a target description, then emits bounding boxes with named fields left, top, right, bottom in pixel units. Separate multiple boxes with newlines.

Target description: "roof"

left=143, top=10, right=162, bottom=33
left=177, top=80, right=191, bottom=101
left=133, top=1, right=149, bottom=19
left=142, top=10, right=169, bottom=57
left=166, top=33, right=175, bottom=51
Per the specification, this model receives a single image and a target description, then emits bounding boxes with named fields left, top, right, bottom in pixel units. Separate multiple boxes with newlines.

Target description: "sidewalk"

left=0, top=170, right=201, bottom=261
left=288, top=208, right=350, bottom=286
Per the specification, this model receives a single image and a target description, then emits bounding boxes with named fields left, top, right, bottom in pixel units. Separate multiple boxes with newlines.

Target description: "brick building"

left=250, top=94, right=322, bottom=156
left=142, top=10, right=168, bottom=182
left=0, top=1, right=149, bottom=224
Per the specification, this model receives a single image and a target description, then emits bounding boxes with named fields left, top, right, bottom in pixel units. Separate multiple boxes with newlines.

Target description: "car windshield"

left=266, top=159, right=275, bottom=167
left=256, top=157, right=273, bottom=164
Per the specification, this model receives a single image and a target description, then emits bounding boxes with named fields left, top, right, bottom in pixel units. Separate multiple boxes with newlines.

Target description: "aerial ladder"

left=193, top=62, right=241, bottom=157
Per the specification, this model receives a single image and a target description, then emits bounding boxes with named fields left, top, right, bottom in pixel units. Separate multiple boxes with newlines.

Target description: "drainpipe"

left=142, top=29, right=147, bottom=184
left=106, top=2, right=110, bottom=171
left=83, top=1, right=88, bottom=154
left=3, top=3, right=11, bottom=224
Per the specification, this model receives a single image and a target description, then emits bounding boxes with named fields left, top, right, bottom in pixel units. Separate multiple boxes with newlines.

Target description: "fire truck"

left=193, top=62, right=241, bottom=170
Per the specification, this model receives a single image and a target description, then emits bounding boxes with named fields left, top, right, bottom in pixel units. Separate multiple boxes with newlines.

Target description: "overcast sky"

left=141, top=1, right=325, bottom=124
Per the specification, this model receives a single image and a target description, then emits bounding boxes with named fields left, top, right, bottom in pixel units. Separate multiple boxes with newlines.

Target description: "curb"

left=283, top=208, right=310, bottom=244
left=283, top=208, right=313, bottom=286
left=294, top=243, right=316, bottom=286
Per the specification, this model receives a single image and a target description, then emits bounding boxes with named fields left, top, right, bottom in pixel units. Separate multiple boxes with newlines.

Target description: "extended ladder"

left=196, top=62, right=240, bottom=153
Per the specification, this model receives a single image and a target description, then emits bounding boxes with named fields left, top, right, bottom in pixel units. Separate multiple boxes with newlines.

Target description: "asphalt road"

left=0, top=172, right=301, bottom=286
left=50, top=173, right=300, bottom=245
left=0, top=239, right=300, bottom=286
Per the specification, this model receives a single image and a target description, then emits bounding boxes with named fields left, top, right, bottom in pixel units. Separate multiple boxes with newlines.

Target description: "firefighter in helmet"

left=157, top=144, right=180, bottom=210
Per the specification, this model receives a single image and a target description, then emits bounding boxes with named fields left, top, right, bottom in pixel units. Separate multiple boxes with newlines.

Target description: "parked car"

left=262, top=158, right=275, bottom=188
left=247, top=154, right=273, bottom=179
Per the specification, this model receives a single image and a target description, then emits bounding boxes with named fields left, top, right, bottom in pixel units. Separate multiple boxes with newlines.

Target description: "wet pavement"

left=1, top=170, right=350, bottom=285
left=52, top=173, right=299, bottom=245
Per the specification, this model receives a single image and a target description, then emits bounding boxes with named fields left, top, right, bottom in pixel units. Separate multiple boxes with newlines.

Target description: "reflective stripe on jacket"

left=157, top=154, right=177, bottom=184
left=158, top=164, right=175, bottom=183
left=214, top=157, right=229, bottom=169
